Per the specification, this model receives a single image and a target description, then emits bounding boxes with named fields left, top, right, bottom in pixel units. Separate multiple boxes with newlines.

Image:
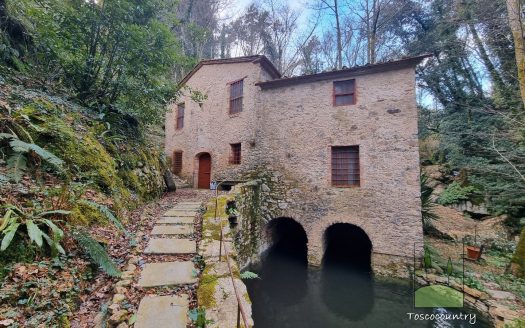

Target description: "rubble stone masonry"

left=165, top=56, right=423, bottom=271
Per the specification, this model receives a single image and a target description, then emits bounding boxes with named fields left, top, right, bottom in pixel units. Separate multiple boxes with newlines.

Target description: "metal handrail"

left=213, top=180, right=250, bottom=328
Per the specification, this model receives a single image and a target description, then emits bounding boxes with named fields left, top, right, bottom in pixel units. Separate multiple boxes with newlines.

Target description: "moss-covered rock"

left=511, top=228, right=525, bottom=278
left=197, top=264, right=219, bottom=308
left=8, top=96, right=167, bottom=217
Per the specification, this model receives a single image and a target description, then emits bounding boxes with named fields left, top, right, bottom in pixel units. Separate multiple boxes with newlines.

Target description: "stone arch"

left=322, top=223, right=373, bottom=272
left=320, top=223, right=375, bottom=320
left=257, top=217, right=308, bottom=305
left=264, top=217, right=308, bottom=263
left=307, top=216, right=376, bottom=266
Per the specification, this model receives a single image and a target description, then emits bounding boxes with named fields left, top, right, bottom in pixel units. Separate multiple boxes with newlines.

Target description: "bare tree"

left=506, top=0, right=525, bottom=107
left=315, top=0, right=344, bottom=69
left=230, top=4, right=268, bottom=56
left=260, top=0, right=300, bottom=73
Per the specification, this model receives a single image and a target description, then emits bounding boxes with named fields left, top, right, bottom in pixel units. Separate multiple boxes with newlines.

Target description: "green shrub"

left=437, top=181, right=477, bottom=205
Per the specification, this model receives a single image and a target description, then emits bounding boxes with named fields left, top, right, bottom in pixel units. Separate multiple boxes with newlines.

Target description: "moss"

left=16, top=100, right=165, bottom=209
left=69, top=202, right=106, bottom=225
left=197, top=264, right=219, bottom=308
left=243, top=291, right=252, bottom=305
left=202, top=196, right=232, bottom=241
left=511, top=228, right=525, bottom=278
left=59, top=315, right=71, bottom=328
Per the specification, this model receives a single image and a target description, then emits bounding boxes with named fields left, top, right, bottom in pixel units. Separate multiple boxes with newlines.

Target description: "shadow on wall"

left=321, top=223, right=375, bottom=321
left=258, top=217, right=309, bottom=306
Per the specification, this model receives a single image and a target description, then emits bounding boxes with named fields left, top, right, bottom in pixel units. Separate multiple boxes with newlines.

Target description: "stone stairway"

left=134, top=202, right=202, bottom=328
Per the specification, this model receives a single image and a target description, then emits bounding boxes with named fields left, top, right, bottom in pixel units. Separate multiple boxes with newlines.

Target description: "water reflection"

left=320, top=266, right=374, bottom=321
left=245, top=220, right=490, bottom=327
left=258, top=242, right=308, bottom=306
left=246, top=261, right=491, bottom=328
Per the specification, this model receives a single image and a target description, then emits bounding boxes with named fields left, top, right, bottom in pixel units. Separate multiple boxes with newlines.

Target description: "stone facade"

left=165, top=55, right=425, bottom=269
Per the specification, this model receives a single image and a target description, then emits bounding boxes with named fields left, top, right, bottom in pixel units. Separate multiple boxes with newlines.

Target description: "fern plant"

left=240, top=271, right=260, bottom=280
left=0, top=205, right=68, bottom=256
left=0, top=132, right=63, bottom=182
left=79, top=200, right=127, bottom=234
left=72, top=229, right=121, bottom=277
left=421, top=174, right=439, bottom=231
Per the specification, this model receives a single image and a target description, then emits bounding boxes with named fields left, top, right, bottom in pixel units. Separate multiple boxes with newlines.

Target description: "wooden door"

left=198, top=153, right=211, bottom=189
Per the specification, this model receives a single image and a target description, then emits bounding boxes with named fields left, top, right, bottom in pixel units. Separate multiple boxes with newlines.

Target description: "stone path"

left=135, top=201, right=202, bottom=328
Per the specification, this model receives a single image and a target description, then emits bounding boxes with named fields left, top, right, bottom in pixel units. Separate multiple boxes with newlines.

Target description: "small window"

left=331, top=146, right=360, bottom=187
left=229, top=79, right=243, bottom=114
left=333, top=79, right=356, bottom=106
left=229, top=143, right=241, bottom=164
left=176, top=103, right=185, bottom=129
left=173, top=151, right=183, bottom=174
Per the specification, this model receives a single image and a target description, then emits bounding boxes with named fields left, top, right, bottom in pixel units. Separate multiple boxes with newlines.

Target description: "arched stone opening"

left=322, top=223, right=372, bottom=272
left=321, top=223, right=375, bottom=320
left=250, top=217, right=308, bottom=307
left=265, top=217, right=308, bottom=264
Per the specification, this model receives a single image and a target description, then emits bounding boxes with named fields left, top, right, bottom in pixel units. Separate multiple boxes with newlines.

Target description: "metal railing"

left=213, top=180, right=250, bottom=328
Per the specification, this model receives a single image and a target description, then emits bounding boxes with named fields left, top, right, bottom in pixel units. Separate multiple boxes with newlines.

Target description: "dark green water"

left=244, top=253, right=492, bottom=328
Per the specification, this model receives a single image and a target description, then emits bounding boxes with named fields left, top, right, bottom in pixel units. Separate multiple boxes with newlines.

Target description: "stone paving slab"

left=151, top=224, right=193, bottom=235
left=199, top=240, right=233, bottom=259
left=176, top=202, right=202, bottom=206
left=144, top=238, right=196, bottom=254
left=173, top=206, right=201, bottom=209
left=163, top=210, right=197, bottom=217
left=158, top=217, right=194, bottom=224
left=135, top=295, right=189, bottom=328
left=138, top=261, right=197, bottom=287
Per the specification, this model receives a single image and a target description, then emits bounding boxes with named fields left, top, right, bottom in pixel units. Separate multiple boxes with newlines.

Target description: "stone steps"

left=157, top=217, right=194, bottom=225
left=151, top=225, right=193, bottom=235
left=135, top=295, right=189, bottom=328
left=138, top=261, right=197, bottom=287
left=135, top=201, right=202, bottom=327
left=144, top=238, right=196, bottom=254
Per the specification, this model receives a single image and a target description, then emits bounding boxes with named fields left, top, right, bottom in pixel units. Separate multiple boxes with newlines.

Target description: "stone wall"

left=254, top=67, right=423, bottom=264
left=166, top=59, right=423, bottom=270
left=164, top=61, right=268, bottom=186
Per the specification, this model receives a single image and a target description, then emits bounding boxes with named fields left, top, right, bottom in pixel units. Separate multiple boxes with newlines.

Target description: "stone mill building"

left=165, top=54, right=428, bottom=273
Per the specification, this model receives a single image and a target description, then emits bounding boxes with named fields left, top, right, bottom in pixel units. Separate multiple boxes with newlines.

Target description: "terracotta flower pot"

left=466, top=246, right=482, bottom=260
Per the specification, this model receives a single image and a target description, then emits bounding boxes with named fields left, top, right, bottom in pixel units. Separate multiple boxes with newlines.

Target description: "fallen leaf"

left=0, top=319, right=15, bottom=327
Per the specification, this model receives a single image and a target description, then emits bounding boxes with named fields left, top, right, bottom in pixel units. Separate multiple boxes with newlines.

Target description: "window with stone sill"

left=333, top=79, right=356, bottom=106
left=331, top=146, right=360, bottom=187
left=229, top=143, right=241, bottom=164
left=176, top=103, right=185, bottom=129
left=229, top=79, right=243, bottom=114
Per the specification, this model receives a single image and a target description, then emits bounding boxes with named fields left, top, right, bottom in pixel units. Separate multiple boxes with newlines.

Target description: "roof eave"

left=177, top=55, right=281, bottom=87
left=255, top=54, right=432, bottom=90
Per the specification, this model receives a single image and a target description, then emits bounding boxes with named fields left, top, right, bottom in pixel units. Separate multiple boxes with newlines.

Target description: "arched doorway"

left=321, top=223, right=374, bottom=320
left=196, top=153, right=211, bottom=189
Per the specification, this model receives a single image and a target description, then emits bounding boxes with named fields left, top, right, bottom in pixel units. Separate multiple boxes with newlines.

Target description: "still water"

left=244, top=251, right=492, bottom=328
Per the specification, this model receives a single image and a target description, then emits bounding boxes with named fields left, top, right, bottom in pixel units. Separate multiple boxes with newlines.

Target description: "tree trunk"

left=469, top=23, right=505, bottom=93
left=334, top=0, right=343, bottom=69
left=506, top=0, right=525, bottom=107
left=369, top=0, right=379, bottom=64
